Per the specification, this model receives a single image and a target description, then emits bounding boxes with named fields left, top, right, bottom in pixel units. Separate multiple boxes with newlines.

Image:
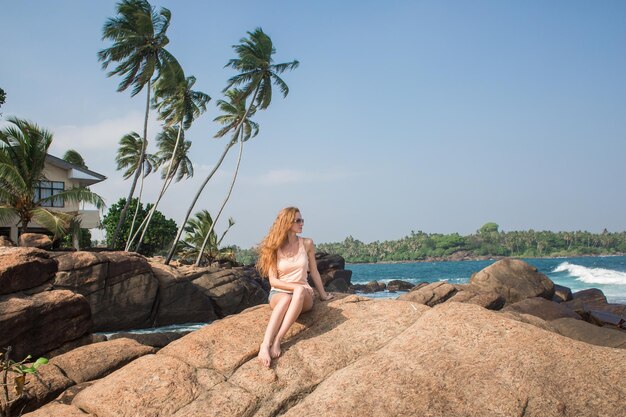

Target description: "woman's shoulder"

left=301, top=237, right=315, bottom=249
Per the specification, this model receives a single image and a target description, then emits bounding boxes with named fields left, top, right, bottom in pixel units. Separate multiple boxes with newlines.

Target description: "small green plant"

left=0, top=347, right=48, bottom=417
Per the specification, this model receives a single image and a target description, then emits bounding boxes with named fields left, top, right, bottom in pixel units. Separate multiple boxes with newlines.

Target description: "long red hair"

left=256, top=207, right=300, bottom=278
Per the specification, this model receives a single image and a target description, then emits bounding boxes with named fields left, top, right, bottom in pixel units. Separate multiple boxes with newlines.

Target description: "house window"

left=35, top=181, right=65, bottom=207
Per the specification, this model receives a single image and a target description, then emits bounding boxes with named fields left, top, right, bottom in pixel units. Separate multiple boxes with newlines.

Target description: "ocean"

left=348, top=255, right=626, bottom=304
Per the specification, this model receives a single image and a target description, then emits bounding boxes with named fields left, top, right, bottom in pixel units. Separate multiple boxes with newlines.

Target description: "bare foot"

left=270, top=340, right=282, bottom=359
left=258, top=344, right=271, bottom=368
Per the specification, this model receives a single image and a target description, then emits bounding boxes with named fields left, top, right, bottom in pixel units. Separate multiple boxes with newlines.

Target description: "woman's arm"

left=304, top=238, right=334, bottom=301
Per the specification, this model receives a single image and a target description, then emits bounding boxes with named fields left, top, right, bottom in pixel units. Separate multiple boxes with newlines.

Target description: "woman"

left=256, top=207, right=334, bottom=367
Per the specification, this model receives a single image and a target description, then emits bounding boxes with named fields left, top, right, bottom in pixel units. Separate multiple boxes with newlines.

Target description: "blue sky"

left=2, top=1, right=625, bottom=248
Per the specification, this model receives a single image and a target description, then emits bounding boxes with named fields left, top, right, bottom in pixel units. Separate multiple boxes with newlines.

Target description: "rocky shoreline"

left=1, top=247, right=625, bottom=416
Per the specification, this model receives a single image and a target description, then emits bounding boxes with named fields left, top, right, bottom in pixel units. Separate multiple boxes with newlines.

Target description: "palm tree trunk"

left=111, top=79, right=151, bottom=249
left=127, top=168, right=176, bottom=250
left=164, top=85, right=260, bottom=265
left=163, top=140, right=233, bottom=264
left=134, top=123, right=183, bottom=252
left=124, top=168, right=146, bottom=251
left=195, top=130, right=244, bottom=266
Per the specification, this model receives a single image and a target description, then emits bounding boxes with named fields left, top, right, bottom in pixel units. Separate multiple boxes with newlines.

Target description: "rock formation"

left=469, top=258, right=555, bottom=303
left=23, top=299, right=626, bottom=417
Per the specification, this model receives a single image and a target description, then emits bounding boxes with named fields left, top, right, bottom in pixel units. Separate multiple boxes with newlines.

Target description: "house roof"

left=45, top=154, right=107, bottom=186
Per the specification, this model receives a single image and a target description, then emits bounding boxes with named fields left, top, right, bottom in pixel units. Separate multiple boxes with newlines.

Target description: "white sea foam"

left=553, top=262, right=626, bottom=285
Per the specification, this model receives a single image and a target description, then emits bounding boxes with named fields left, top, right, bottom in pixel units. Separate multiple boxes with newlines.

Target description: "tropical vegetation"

left=97, top=1, right=299, bottom=265
left=234, top=223, right=626, bottom=264
left=176, top=210, right=236, bottom=265
left=131, top=58, right=210, bottom=252
left=0, top=117, right=105, bottom=240
left=164, top=27, right=299, bottom=265
left=98, top=0, right=174, bottom=249
left=101, top=197, right=176, bottom=256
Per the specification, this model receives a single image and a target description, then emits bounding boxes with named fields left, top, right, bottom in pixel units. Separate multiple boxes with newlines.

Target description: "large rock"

left=447, top=286, right=505, bottom=310
left=9, top=338, right=155, bottom=414
left=562, top=288, right=626, bottom=326
left=0, top=290, right=92, bottom=359
left=0, top=247, right=57, bottom=295
left=192, top=266, right=267, bottom=317
left=470, top=258, right=555, bottom=303
left=351, top=280, right=387, bottom=293
left=314, top=252, right=351, bottom=287
left=54, top=251, right=159, bottom=331
left=551, top=317, right=626, bottom=349
left=552, top=283, right=573, bottom=302
left=19, top=233, right=53, bottom=249
left=149, top=262, right=218, bottom=325
left=315, top=252, right=345, bottom=272
left=386, top=280, right=415, bottom=292
left=502, top=297, right=581, bottom=321
left=397, top=281, right=457, bottom=306
left=562, top=288, right=607, bottom=312
left=317, top=268, right=352, bottom=287
left=286, top=303, right=625, bottom=417
left=28, top=300, right=626, bottom=417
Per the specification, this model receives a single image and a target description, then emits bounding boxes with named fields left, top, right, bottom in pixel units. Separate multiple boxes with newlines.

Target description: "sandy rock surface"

left=0, top=289, right=92, bottom=359
left=24, top=297, right=626, bottom=417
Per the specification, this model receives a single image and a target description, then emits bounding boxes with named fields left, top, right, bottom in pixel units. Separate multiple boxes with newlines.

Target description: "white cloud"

left=50, top=112, right=155, bottom=152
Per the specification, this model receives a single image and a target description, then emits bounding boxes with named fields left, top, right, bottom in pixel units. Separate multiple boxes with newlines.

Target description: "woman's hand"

left=319, top=292, right=334, bottom=301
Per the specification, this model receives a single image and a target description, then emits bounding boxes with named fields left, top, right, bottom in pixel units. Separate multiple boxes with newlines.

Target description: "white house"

left=0, top=154, right=107, bottom=248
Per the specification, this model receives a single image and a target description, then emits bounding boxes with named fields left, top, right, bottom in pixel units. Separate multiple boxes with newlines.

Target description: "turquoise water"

left=348, top=255, right=626, bottom=304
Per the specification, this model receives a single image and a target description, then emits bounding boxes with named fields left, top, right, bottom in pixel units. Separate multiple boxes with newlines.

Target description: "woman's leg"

left=258, top=293, right=292, bottom=367
left=271, top=286, right=314, bottom=358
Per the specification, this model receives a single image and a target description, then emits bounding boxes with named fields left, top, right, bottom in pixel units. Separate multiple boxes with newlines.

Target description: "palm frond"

left=31, top=208, right=74, bottom=239
left=0, top=206, right=17, bottom=226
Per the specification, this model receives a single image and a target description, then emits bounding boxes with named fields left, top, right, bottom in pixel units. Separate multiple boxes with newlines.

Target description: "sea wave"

left=553, top=262, right=626, bottom=285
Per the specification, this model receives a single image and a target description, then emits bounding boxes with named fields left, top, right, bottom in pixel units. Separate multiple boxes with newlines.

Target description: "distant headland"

left=236, top=223, right=626, bottom=264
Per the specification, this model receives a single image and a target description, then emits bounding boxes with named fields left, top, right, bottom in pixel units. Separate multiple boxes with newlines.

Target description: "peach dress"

left=272, top=237, right=312, bottom=294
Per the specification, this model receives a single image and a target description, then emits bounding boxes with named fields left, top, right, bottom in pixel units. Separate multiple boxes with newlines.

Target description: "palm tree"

left=194, top=89, right=258, bottom=265
left=62, top=149, right=87, bottom=168
left=129, top=126, right=193, bottom=251
left=131, top=59, right=210, bottom=252
left=114, top=132, right=155, bottom=250
left=177, top=210, right=235, bottom=265
left=154, top=126, right=193, bottom=184
left=98, top=0, right=174, bottom=249
left=0, top=117, right=105, bottom=239
left=165, top=27, right=299, bottom=265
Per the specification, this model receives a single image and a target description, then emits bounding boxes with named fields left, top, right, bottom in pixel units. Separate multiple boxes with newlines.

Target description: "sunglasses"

left=294, top=218, right=305, bottom=224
